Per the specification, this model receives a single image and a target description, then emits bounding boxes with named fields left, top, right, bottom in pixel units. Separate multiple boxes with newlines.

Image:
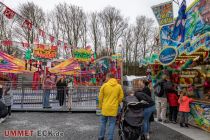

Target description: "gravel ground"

left=0, top=112, right=193, bottom=140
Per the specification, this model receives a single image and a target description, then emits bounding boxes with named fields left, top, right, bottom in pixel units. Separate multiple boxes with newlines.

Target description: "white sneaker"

left=146, top=134, right=150, bottom=140
left=0, top=118, right=6, bottom=123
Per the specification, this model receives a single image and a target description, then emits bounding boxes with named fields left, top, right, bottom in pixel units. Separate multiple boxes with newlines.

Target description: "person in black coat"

left=56, top=76, right=67, bottom=106
left=0, top=100, right=8, bottom=123
left=135, top=89, right=155, bottom=140
left=0, top=83, right=3, bottom=99
left=142, top=80, right=154, bottom=123
left=142, top=80, right=151, bottom=97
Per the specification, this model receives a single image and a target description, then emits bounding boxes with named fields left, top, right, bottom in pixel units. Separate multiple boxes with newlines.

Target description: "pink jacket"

left=43, top=78, right=54, bottom=89
left=178, top=96, right=193, bottom=112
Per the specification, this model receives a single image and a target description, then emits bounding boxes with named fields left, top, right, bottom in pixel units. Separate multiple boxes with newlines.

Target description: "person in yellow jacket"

left=98, top=73, right=124, bottom=140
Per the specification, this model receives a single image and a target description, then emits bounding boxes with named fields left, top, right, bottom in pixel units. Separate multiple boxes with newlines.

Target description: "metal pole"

left=80, top=71, right=82, bottom=85
left=121, top=46, right=124, bottom=85
left=121, top=60, right=123, bottom=85
left=21, top=73, right=24, bottom=109
left=43, top=65, right=46, bottom=107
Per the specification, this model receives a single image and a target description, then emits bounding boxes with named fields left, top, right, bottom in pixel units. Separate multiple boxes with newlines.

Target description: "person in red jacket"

left=167, top=86, right=179, bottom=124
left=178, top=88, right=193, bottom=127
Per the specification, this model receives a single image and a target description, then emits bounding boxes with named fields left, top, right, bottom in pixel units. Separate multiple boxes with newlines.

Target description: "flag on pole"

left=50, top=35, right=55, bottom=43
left=3, top=7, right=15, bottom=19
left=39, top=29, right=46, bottom=38
left=22, top=19, right=33, bottom=30
left=171, top=0, right=187, bottom=43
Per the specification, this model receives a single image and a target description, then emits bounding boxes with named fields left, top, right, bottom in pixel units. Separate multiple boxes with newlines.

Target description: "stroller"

left=118, top=95, right=147, bottom=140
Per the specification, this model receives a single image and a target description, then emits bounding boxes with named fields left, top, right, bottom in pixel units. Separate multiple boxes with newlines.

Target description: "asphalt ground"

left=0, top=112, right=193, bottom=140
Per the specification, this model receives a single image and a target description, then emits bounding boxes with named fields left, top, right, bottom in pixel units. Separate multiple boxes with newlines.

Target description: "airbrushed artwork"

left=185, top=0, right=210, bottom=40
left=160, top=0, right=210, bottom=48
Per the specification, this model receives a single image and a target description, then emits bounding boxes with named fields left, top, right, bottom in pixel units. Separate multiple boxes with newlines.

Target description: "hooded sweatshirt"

left=98, top=78, right=124, bottom=116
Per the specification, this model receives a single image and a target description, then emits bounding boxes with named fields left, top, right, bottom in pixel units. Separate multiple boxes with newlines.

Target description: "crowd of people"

left=98, top=74, right=194, bottom=140
left=154, top=75, right=194, bottom=127
left=0, top=72, right=195, bottom=139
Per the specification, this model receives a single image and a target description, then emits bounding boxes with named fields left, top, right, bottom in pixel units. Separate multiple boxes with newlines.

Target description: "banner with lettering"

left=112, top=54, right=122, bottom=61
left=159, top=46, right=178, bottom=65
left=33, top=44, right=57, bottom=59
left=151, top=1, right=174, bottom=26
left=73, top=48, right=92, bottom=62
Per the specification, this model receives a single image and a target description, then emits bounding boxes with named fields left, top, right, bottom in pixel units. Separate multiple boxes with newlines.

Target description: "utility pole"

left=119, top=44, right=124, bottom=85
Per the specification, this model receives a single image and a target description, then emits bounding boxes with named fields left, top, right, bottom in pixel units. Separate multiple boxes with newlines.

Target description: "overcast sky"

left=1, top=0, right=194, bottom=25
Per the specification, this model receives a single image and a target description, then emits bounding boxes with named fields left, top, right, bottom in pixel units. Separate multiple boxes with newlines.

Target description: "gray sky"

left=2, top=0, right=194, bottom=25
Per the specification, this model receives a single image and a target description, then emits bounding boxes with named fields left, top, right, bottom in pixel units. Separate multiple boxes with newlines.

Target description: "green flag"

left=25, top=49, right=32, bottom=60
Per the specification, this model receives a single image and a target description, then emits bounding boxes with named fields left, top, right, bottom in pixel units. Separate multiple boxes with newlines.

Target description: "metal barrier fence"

left=69, top=87, right=99, bottom=111
left=10, top=84, right=99, bottom=111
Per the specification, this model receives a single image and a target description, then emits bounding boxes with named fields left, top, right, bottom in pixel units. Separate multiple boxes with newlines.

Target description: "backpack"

left=154, top=82, right=165, bottom=97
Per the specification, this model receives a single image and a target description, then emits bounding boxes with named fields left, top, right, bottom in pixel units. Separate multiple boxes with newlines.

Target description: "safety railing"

left=9, top=84, right=100, bottom=111
left=69, top=86, right=99, bottom=111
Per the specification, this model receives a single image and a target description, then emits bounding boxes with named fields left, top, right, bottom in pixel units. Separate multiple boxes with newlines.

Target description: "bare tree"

left=80, top=15, right=88, bottom=48
left=0, top=14, right=17, bottom=55
left=44, top=12, right=63, bottom=58
left=148, top=27, right=161, bottom=57
left=13, top=2, right=45, bottom=45
left=121, top=26, right=134, bottom=74
left=55, top=3, right=86, bottom=48
left=132, top=16, right=144, bottom=74
left=141, top=17, right=154, bottom=59
left=89, top=12, right=102, bottom=58
left=121, top=16, right=155, bottom=74
left=100, top=6, right=128, bottom=55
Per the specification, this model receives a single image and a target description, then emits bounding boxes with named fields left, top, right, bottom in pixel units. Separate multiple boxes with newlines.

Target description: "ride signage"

left=159, top=47, right=178, bottom=65
left=33, top=44, right=57, bottom=59
left=112, top=54, right=122, bottom=60
left=73, top=48, right=92, bottom=62
left=151, top=1, right=173, bottom=26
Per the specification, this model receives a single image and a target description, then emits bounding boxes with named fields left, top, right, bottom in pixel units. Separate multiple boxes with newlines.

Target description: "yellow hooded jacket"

left=98, top=78, right=124, bottom=117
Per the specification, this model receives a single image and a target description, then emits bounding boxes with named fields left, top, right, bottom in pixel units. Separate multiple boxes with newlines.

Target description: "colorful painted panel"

left=160, top=23, right=181, bottom=48
left=49, top=58, right=80, bottom=74
left=151, top=1, right=174, bottom=26
left=178, top=32, right=210, bottom=55
left=160, top=0, right=210, bottom=48
left=0, top=51, right=35, bottom=73
left=190, top=102, right=210, bottom=132
left=185, top=0, right=210, bottom=40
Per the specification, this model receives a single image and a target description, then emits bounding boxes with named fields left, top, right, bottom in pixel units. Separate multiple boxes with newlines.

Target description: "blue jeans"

left=99, top=115, right=116, bottom=140
left=43, top=89, right=51, bottom=108
left=144, top=105, right=155, bottom=134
